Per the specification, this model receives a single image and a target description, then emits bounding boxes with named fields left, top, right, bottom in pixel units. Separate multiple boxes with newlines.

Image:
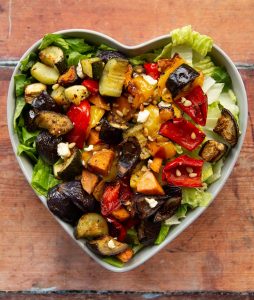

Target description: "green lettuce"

left=219, top=89, right=239, bottom=119
left=38, top=33, right=69, bottom=51
left=17, top=144, right=37, bottom=162
left=154, top=42, right=172, bottom=61
left=202, top=162, right=213, bottom=182
left=171, top=25, right=213, bottom=57
left=65, top=38, right=94, bottom=53
left=98, top=44, right=116, bottom=51
left=182, top=188, right=212, bottom=208
left=13, top=96, right=26, bottom=131
left=206, top=159, right=224, bottom=184
left=129, top=52, right=158, bottom=65
left=176, top=204, right=188, bottom=218
left=20, top=52, right=37, bottom=72
left=14, top=74, right=32, bottom=97
left=155, top=224, right=170, bottom=245
left=193, top=56, right=215, bottom=76
left=67, top=51, right=93, bottom=66
left=31, top=158, right=61, bottom=196
left=102, top=257, right=124, bottom=268
left=205, top=101, right=221, bottom=130
left=211, top=66, right=232, bottom=89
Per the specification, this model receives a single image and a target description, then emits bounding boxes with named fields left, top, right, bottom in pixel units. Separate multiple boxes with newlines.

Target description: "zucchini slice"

left=31, top=62, right=60, bottom=85
left=199, top=140, right=228, bottom=162
left=35, top=111, right=73, bottom=136
left=87, top=235, right=128, bottom=256
left=213, top=108, right=239, bottom=147
left=81, top=58, right=104, bottom=79
left=39, top=46, right=67, bottom=73
left=51, top=85, right=69, bottom=106
left=24, top=83, right=47, bottom=104
left=99, top=59, right=129, bottom=97
left=53, top=147, right=82, bottom=180
left=75, top=213, right=108, bottom=239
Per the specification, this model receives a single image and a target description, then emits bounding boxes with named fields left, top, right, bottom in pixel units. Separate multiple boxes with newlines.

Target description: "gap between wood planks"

left=0, top=290, right=254, bottom=297
left=0, top=60, right=254, bottom=70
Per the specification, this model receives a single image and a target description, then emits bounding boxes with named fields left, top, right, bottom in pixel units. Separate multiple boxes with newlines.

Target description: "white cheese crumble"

left=57, top=142, right=71, bottom=159
left=107, top=239, right=116, bottom=249
left=145, top=197, right=158, bottom=208
left=158, top=100, right=172, bottom=108
left=83, top=145, right=94, bottom=152
left=76, top=61, right=85, bottom=79
left=137, top=110, right=150, bottom=123
left=142, top=74, right=158, bottom=85
left=147, top=159, right=153, bottom=168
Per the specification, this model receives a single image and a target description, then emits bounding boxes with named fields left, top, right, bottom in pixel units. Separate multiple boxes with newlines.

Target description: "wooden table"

left=0, top=0, right=254, bottom=299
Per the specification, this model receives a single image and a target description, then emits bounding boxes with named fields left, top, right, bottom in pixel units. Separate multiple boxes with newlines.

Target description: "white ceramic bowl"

left=7, top=29, right=248, bottom=272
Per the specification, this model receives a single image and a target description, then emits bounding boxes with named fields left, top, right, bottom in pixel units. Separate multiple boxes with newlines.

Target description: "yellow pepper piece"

left=132, top=75, right=156, bottom=108
left=144, top=105, right=160, bottom=139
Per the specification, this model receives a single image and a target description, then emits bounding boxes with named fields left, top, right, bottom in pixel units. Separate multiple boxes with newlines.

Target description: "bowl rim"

left=7, top=29, right=248, bottom=272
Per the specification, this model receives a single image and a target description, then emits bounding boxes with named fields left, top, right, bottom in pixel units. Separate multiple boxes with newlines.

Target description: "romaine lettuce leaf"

left=171, top=45, right=193, bottom=65
left=67, top=51, right=93, bottom=66
left=38, top=33, right=69, bottom=51
left=129, top=53, right=158, bottom=65
left=98, top=44, right=116, bottom=51
left=154, top=42, right=172, bottom=62
left=155, top=224, right=170, bottom=245
left=206, top=83, right=224, bottom=104
left=165, top=215, right=181, bottom=225
left=202, top=162, right=213, bottom=182
left=17, top=144, right=38, bottom=162
left=218, top=90, right=239, bottom=119
left=65, top=38, right=94, bottom=53
left=20, top=52, right=37, bottom=72
left=102, top=257, right=124, bottom=268
left=202, top=76, right=216, bottom=93
left=211, top=66, right=232, bottom=88
left=206, top=159, right=224, bottom=184
left=13, top=96, right=26, bottom=131
left=171, top=25, right=213, bottom=57
left=205, top=101, right=221, bottom=130
left=193, top=56, right=215, bottom=76
left=31, top=158, right=61, bottom=196
left=14, top=74, right=32, bottom=97
left=182, top=188, right=212, bottom=208
left=176, top=204, right=188, bottom=218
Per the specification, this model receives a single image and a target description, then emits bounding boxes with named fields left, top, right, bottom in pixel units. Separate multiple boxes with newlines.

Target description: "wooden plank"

left=0, top=0, right=253, bottom=62
left=0, top=292, right=253, bottom=300
left=0, top=67, right=253, bottom=292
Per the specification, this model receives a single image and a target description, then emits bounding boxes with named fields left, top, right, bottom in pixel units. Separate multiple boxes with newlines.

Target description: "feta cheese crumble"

left=83, top=145, right=94, bottom=151
left=145, top=197, right=158, bottom=208
left=76, top=61, right=85, bottom=79
left=57, top=142, right=71, bottom=159
left=107, top=239, right=116, bottom=249
left=142, top=74, right=158, bottom=85
left=137, top=110, right=150, bottom=123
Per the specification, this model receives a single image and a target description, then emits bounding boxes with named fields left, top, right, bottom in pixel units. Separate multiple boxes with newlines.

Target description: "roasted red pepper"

left=159, top=118, right=206, bottom=151
left=66, top=100, right=90, bottom=149
left=162, top=155, right=204, bottom=187
left=101, top=182, right=121, bottom=216
left=174, top=86, right=208, bottom=126
left=82, top=79, right=99, bottom=94
left=107, top=217, right=127, bottom=242
left=144, top=62, right=160, bottom=80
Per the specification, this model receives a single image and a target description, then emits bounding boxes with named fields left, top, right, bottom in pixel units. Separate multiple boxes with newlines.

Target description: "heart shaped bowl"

left=7, top=29, right=248, bottom=272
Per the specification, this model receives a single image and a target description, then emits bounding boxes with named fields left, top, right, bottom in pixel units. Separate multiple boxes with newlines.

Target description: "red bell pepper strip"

left=159, top=118, right=206, bottom=151
left=162, top=155, right=204, bottom=187
left=119, top=178, right=133, bottom=204
left=174, top=86, right=208, bottom=126
left=66, top=100, right=90, bottom=149
left=101, top=182, right=121, bottom=216
left=144, top=62, right=160, bottom=80
left=107, top=217, right=127, bottom=242
left=82, top=79, right=99, bottom=94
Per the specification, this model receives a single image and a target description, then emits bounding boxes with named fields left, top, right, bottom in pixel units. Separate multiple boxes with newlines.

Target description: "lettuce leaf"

left=67, top=51, right=93, bottom=66
left=193, top=56, right=215, bottom=76
left=165, top=215, right=181, bottom=225
left=38, top=33, right=69, bottom=51
left=129, top=53, right=158, bottom=65
left=65, top=38, right=94, bottom=53
left=211, top=66, right=232, bottom=88
left=154, top=42, right=172, bottom=62
left=182, top=188, right=212, bottom=208
left=171, top=25, right=213, bottom=57
left=176, top=204, right=188, bottom=218
left=17, top=144, right=38, bottom=162
left=20, top=52, right=37, bottom=72
left=202, top=162, right=213, bottom=182
left=206, top=159, right=224, bottom=184
left=205, top=101, right=221, bottom=130
left=218, top=90, right=239, bottom=119
left=14, top=74, right=32, bottom=97
left=102, top=257, right=124, bottom=268
left=31, top=158, right=61, bottom=196
left=13, top=96, right=26, bottom=131
left=98, top=44, right=116, bottom=51
left=155, top=224, right=170, bottom=245
left=171, top=45, right=193, bottom=65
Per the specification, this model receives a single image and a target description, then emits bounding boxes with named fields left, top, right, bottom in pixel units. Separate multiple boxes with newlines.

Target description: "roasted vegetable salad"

left=14, top=26, right=240, bottom=267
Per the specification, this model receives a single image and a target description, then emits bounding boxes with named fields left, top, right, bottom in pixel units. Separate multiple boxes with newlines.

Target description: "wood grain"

left=0, top=67, right=253, bottom=293
left=0, top=0, right=254, bottom=63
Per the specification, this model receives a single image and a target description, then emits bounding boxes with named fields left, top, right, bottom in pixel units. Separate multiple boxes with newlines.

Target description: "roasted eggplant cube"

left=117, top=137, right=141, bottom=177
left=213, top=108, right=239, bottom=147
left=58, top=66, right=78, bottom=86
left=75, top=213, right=108, bottom=239
left=47, top=182, right=84, bottom=224
left=36, top=131, right=62, bottom=165
left=99, top=119, right=123, bottom=145
left=87, top=235, right=128, bottom=256
left=199, top=140, right=228, bottom=162
left=97, top=50, right=127, bottom=62
left=23, top=107, right=38, bottom=132
left=34, top=111, right=73, bottom=136
left=137, top=219, right=161, bottom=246
left=39, top=46, right=67, bottom=74
left=53, top=147, right=82, bottom=180
left=154, top=195, right=181, bottom=223
left=166, top=63, right=199, bottom=98
left=31, top=90, right=59, bottom=112
left=134, top=194, right=164, bottom=219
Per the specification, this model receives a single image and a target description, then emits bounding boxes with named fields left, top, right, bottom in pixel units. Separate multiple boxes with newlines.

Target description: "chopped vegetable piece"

left=64, top=85, right=89, bottom=105
left=31, top=62, right=60, bottom=85
left=58, top=66, right=77, bottom=86
left=101, top=182, right=121, bottom=216
left=82, top=79, right=99, bottom=94
left=92, top=180, right=106, bottom=201
left=159, top=118, right=206, bottom=151
left=162, top=155, right=204, bottom=187
left=166, top=63, right=199, bottom=98
left=213, top=108, right=239, bottom=147
left=87, top=129, right=101, bottom=145
left=174, top=85, right=208, bottom=126
left=147, top=141, right=176, bottom=159
left=199, top=140, right=228, bottom=162
left=154, top=224, right=170, bottom=245
left=116, top=248, right=134, bottom=263
left=88, top=94, right=110, bottom=110
left=149, top=157, right=163, bottom=173
left=25, top=83, right=47, bottom=104
left=137, top=171, right=165, bottom=195
left=144, top=62, right=160, bottom=80
left=111, top=207, right=130, bottom=222
left=107, top=217, right=127, bottom=242
left=81, top=169, right=99, bottom=194
left=66, top=100, right=90, bottom=149
left=88, top=149, right=115, bottom=176
left=99, top=119, right=123, bottom=145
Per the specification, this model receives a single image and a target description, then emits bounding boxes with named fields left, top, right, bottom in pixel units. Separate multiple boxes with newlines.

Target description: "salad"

left=13, top=26, right=240, bottom=267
